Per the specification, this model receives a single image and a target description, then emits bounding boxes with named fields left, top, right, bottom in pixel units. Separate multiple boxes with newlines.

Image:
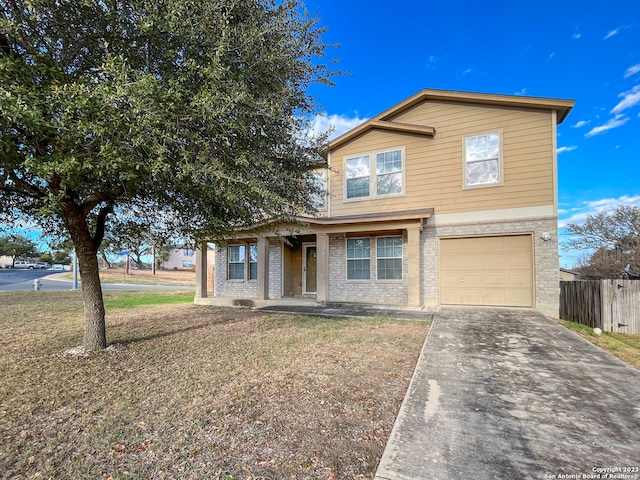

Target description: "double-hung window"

left=346, top=238, right=370, bottom=279
left=376, top=236, right=402, bottom=280
left=345, top=149, right=403, bottom=200
left=464, top=132, right=501, bottom=187
left=249, top=243, right=258, bottom=280
left=376, top=150, right=403, bottom=196
left=346, top=156, right=370, bottom=199
left=228, top=245, right=246, bottom=280
left=310, top=171, right=327, bottom=211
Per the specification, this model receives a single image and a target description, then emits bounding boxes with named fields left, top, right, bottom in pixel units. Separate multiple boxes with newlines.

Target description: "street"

left=0, top=269, right=193, bottom=292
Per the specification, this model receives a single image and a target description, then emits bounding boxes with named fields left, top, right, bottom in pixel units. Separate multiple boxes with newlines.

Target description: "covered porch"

left=194, top=208, right=433, bottom=308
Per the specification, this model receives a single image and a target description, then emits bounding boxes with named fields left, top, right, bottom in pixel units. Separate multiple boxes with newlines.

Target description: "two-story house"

left=195, top=89, right=574, bottom=317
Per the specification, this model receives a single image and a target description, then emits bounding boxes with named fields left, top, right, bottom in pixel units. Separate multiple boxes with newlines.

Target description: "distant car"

left=50, top=264, right=65, bottom=271
left=14, top=261, right=38, bottom=269
left=36, top=262, right=50, bottom=270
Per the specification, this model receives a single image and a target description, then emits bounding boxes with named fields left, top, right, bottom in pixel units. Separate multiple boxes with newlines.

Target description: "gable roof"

left=329, top=88, right=575, bottom=151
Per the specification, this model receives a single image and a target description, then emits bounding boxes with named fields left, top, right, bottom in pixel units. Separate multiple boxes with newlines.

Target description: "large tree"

left=0, top=234, right=38, bottom=266
left=0, top=0, right=333, bottom=349
left=564, top=205, right=640, bottom=279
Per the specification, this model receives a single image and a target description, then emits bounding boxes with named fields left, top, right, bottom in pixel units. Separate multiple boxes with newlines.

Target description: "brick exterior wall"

left=268, top=238, right=282, bottom=299
left=213, top=216, right=558, bottom=316
left=213, top=244, right=257, bottom=298
left=422, top=216, right=559, bottom=317
left=327, top=232, right=409, bottom=305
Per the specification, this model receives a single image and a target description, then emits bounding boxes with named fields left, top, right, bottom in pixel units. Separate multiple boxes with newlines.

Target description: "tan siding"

left=328, top=100, right=555, bottom=217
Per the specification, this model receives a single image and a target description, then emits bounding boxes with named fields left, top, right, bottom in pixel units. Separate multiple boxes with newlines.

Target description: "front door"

left=302, top=243, right=317, bottom=294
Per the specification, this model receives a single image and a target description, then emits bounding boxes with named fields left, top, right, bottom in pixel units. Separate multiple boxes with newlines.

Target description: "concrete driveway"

left=375, top=307, right=640, bottom=480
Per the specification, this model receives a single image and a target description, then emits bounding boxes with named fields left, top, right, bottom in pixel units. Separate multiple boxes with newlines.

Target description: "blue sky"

left=305, top=0, right=640, bottom=267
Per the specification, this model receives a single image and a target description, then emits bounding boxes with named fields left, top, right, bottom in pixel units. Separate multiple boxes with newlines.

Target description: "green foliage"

left=0, top=0, right=334, bottom=238
left=102, top=291, right=194, bottom=309
left=0, top=234, right=38, bottom=264
left=0, top=0, right=336, bottom=347
left=38, top=252, right=53, bottom=264
left=52, top=250, right=71, bottom=265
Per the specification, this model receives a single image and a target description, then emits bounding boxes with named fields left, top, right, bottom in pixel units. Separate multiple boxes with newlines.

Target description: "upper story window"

left=184, top=248, right=194, bottom=256
left=345, top=148, right=404, bottom=200
left=346, top=156, right=370, bottom=199
left=464, top=132, right=502, bottom=188
left=376, top=150, right=403, bottom=196
left=310, top=171, right=327, bottom=211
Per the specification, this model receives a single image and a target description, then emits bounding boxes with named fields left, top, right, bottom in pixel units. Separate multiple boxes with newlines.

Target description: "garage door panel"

left=462, top=289, right=484, bottom=304
left=439, top=235, right=533, bottom=307
left=483, top=272, right=506, bottom=286
left=482, top=253, right=506, bottom=270
left=503, top=289, right=532, bottom=305
left=462, top=272, right=483, bottom=287
left=440, top=272, right=462, bottom=287
left=461, top=254, right=482, bottom=270
left=483, top=289, right=506, bottom=305
left=508, top=253, right=532, bottom=268
left=506, top=271, right=532, bottom=287
left=440, top=288, right=464, bottom=304
left=440, top=255, right=462, bottom=270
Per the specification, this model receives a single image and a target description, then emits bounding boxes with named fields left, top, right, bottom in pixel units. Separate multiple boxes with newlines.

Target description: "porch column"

left=316, top=233, right=329, bottom=303
left=195, top=240, right=208, bottom=299
left=256, top=237, right=269, bottom=300
left=407, top=226, right=421, bottom=307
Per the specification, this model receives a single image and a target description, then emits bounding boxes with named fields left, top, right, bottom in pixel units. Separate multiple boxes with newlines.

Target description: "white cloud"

left=548, top=52, right=555, bottom=59
left=425, top=55, right=439, bottom=69
left=585, top=114, right=629, bottom=137
left=558, top=195, right=640, bottom=228
left=309, top=113, right=368, bottom=141
left=604, top=28, right=620, bottom=39
left=514, top=88, right=526, bottom=96
left=571, top=120, right=590, bottom=128
left=462, top=67, right=474, bottom=75
left=556, top=146, right=578, bottom=154
left=611, top=85, right=640, bottom=114
left=572, top=32, right=581, bottom=39
left=624, top=64, right=640, bottom=78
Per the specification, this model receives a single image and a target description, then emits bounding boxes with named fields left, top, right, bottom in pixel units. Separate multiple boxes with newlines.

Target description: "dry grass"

left=559, top=320, right=640, bottom=370
left=0, top=291, right=429, bottom=479
left=61, top=268, right=196, bottom=286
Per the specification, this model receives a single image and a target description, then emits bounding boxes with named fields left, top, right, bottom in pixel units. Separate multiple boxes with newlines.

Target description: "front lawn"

left=559, top=320, right=640, bottom=370
left=0, top=291, right=429, bottom=479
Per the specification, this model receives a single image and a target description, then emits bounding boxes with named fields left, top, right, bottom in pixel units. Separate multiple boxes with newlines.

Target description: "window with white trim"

left=346, top=238, right=370, bottom=279
left=376, top=236, right=402, bottom=280
left=228, top=245, right=246, bottom=280
left=376, top=150, right=403, bottom=196
left=464, top=133, right=501, bottom=187
left=310, top=171, right=327, bottom=211
left=249, top=243, right=258, bottom=280
left=182, top=260, right=193, bottom=268
left=346, top=156, right=370, bottom=199
left=345, top=149, right=403, bottom=200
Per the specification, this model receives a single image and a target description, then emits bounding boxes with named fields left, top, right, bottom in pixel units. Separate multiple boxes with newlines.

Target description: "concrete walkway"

left=375, top=307, right=640, bottom=480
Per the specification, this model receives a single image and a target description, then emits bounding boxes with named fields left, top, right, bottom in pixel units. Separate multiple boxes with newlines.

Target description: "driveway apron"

left=375, top=307, right=640, bottom=480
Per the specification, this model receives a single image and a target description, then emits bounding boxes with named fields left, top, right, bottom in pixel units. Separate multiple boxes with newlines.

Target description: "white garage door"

left=439, top=235, right=533, bottom=307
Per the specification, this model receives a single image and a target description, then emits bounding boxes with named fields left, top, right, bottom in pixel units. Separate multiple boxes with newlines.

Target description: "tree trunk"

left=152, top=241, right=156, bottom=275
left=78, top=249, right=107, bottom=350
left=62, top=202, right=111, bottom=351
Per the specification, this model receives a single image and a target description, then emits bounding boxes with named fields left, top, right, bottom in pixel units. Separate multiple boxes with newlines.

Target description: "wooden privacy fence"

left=560, top=280, right=640, bottom=334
